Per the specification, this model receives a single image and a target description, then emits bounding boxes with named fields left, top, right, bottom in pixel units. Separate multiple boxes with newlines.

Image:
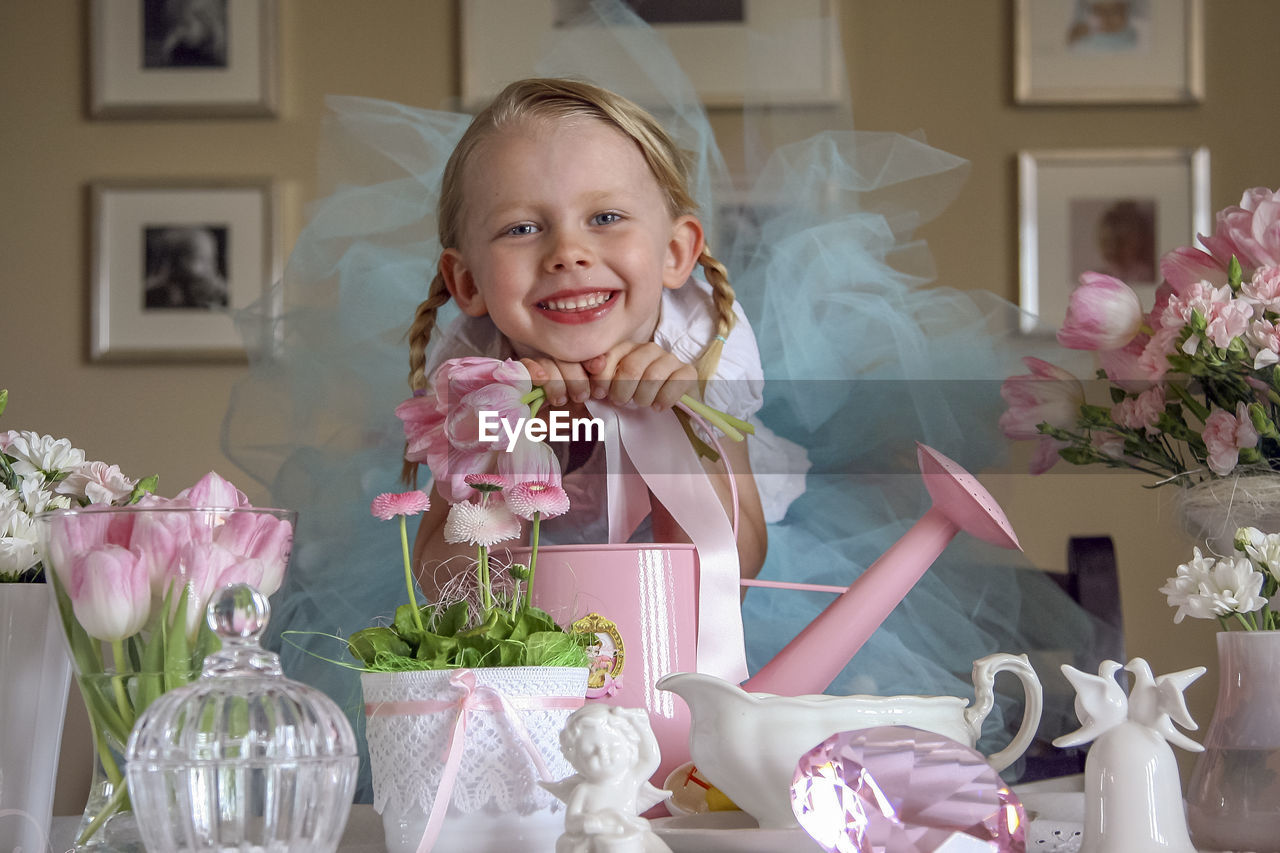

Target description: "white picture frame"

left=459, top=0, right=842, bottom=108
left=1018, top=147, right=1211, bottom=335
left=90, top=179, right=278, bottom=362
left=89, top=0, right=278, bottom=118
left=1014, top=0, right=1203, bottom=104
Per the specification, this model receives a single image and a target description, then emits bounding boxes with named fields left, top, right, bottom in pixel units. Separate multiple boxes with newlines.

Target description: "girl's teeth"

left=541, top=292, right=611, bottom=312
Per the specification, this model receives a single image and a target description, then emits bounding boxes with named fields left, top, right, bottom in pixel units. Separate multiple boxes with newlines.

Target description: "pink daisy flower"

left=443, top=498, right=521, bottom=547
left=370, top=490, right=431, bottom=520
left=464, top=473, right=509, bottom=493
left=505, top=482, right=570, bottom=521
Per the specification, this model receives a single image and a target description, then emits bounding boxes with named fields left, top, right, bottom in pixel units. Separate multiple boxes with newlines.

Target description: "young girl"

left=402, top=79, right=768, bottom=597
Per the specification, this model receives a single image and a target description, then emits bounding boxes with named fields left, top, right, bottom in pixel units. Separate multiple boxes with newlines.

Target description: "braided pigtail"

left=693, top=247, right=738, bottom=386
left=401, top=272, right=452, bottom=484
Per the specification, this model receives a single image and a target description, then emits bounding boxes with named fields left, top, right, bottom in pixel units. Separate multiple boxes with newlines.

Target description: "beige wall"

left=3, top=1, right=1274, bottom=809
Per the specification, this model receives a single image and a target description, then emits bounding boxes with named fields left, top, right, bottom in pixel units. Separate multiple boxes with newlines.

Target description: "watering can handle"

left=963, top=652, right=1043, bottom=773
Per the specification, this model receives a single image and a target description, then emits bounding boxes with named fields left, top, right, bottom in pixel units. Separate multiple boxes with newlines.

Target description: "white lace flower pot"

left=362, top=666, right=588, bottom=853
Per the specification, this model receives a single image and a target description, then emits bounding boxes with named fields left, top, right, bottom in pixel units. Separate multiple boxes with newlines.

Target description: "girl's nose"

left=544, top=231, right=594, bottom=272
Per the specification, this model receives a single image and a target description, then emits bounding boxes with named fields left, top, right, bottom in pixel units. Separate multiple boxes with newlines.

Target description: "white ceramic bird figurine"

left=1053, top=660, right=1127, bottom=748
left=1054, top=658, right=1204, bottom=853
left=1124, top=658, right=1206, bottom=754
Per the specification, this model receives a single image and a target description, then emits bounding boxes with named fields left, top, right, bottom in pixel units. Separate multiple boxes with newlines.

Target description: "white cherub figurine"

left=542, top=704, right=673, bottom=853
left=1053, top=657, right=1206, bottom=853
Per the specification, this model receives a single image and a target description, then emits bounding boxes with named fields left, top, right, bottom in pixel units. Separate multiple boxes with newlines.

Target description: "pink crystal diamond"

left=790, top=726, right=1027, bottom=852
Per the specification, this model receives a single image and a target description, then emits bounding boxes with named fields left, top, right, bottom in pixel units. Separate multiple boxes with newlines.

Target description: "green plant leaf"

left=432, top=600, right=468, bottom=636
left=348, top=627, right=411, bottom=666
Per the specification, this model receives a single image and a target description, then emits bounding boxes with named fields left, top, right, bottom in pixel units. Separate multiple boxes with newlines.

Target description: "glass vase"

left=1185, top=630, right=1280, bottom=852
left=35, top=505, right=296, bottom=851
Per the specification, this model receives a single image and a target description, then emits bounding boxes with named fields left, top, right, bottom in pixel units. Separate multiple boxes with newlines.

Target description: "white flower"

left=0, top=537, right=39, bottom=576
left=1237, top=526, right=1280, bottom=580
left=56, top=461, right=136, bottom=505
left=1161, top=548, right=1267, bottom=623
left=19, top=474, right=70, bottom=514
left=443, top=498, right=521, bottom=547
left=4, top=431, right=85, bottom=477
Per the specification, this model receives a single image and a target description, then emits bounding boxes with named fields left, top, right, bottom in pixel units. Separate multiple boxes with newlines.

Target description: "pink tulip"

left=396, top=395, right=449, bottom=464
left=174, top=471, right=251, bottom=509
left=1057, top=272, right=1144, bottom=351
left=1199, top=187, right=1280, bottom=270
left=1160, top=246, right=1228, bottom=297
left=498, top=436, right=563, bottom=489
left=433, top=357, right=531, bottom=405
left=1203, top=403, right=1260, bottom=476
left=68, top=545, right=151, bottom=642
left=129, top=509, right=193, bottom=598
left=999, top=358, right=1085, bottom=474
left=213, top=512, right=293, bottom=596
left=172, top=542, right=240, bottom=638
left=446, top=384, right=530, bottom=452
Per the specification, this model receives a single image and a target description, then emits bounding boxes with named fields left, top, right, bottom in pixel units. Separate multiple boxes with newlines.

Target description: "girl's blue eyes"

left=503, top=213, right=622, bottom=236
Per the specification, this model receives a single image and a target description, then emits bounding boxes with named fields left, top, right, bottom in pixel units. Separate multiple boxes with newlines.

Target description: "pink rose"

left=1202, top=403, right=1260, bottom=477
left=1057, top=272, right=1144, bottom=351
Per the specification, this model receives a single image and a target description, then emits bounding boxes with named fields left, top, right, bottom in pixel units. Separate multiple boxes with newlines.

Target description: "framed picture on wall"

left=90, top=179, right=278, bottom=361
left=89, top=0, right=278, bottom=117
left=459, top=0, right=842, bottom=108
left=1013, top=0, right=1203, bottom=104
left=1018, top=148, right=1211, bottom=335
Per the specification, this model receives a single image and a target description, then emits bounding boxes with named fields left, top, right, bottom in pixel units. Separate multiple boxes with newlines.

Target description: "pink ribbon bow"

left=364, top=669, right=585, bottom=853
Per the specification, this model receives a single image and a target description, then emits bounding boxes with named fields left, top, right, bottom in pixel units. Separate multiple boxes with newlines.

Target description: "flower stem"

left=109, top=640, right=133, bottom=725
left=527, top=512, right=542, bottom=608
left=76, top=773, right=129, bottom=846
left=478, top=545, right=493, bottom=610
left=400, top=515, right=424, bottom=633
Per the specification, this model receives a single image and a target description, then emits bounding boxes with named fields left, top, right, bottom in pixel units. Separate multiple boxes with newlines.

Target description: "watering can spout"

left=741, top=443, right=1021, bottom=696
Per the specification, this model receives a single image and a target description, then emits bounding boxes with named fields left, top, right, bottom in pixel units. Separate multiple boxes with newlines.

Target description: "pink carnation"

left=1242, top=266, right=1280, bottom=311
left=1111, top=386, right=1165, bottom=435
left=371, top=490, right=431, bottom=520
left=1203, top=403, right=1260, bottom=477
left=1248, top=318, right=1280, bottom=369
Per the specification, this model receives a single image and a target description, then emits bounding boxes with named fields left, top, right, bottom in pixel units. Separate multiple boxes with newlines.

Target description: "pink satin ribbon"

left=364, top=669, right=585, bottom=853
left=584, top=400, right=749, bottom=685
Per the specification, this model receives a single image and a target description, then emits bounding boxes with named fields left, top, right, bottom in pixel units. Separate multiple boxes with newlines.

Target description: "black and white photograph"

left=1018, top=148, right=1210, bottom=335
left=143, top=225, right=230, bottom=310
left=142, top=0, right=229, bottom=69
left=1014, top=0, right=1202, bottom=103
left=90, top=0, right=277, bottom=117
left=91, top=180, right=276, bottom=361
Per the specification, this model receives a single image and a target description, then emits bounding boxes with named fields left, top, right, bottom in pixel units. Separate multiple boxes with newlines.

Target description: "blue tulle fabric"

left=223, top=1, right=1115, bottom=799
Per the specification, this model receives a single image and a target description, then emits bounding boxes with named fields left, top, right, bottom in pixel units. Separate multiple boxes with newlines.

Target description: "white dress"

left=424, top=276, right=809, bottom=543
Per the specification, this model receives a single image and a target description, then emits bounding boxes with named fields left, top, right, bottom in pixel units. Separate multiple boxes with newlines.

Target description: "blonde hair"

left=407, top=78, right=737, bottom=394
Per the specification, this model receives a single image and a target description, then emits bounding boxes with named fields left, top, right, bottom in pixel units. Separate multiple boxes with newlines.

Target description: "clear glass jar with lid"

left=126, top=583, right=358, bottom=852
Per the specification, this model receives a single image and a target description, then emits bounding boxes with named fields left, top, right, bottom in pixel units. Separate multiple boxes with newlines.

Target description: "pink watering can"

left=528, top=442, right=1022, bottom=783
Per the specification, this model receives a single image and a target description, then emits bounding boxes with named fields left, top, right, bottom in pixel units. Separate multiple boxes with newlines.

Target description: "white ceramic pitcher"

left=658, top=652, right=1043, bottom=829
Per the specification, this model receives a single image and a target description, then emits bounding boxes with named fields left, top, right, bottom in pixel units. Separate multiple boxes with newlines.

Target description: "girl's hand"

left=520, top=357, right=593, bottom=409
left=583, top=342, right=697, bottom=411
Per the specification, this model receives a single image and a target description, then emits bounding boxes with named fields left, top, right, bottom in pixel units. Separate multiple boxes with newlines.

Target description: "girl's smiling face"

left=439, top=118, right=703, bottom=363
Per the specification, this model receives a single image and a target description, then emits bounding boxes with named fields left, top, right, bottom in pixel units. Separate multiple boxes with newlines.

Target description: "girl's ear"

left=663, top=215, right=705, bottom=289
left=440, top=249, right=488, bottom=317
